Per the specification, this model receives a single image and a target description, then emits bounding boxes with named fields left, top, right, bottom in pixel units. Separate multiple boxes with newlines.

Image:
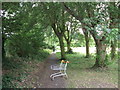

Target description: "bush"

left=5, top=31, right=47, bottom=58
left=30, top=49, right=50, bottom=61
left=2, top=74, right=17, bottom=88
left=2, top=49, right=50, bottom=88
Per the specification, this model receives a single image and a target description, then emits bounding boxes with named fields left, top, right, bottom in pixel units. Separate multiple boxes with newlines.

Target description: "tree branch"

left=52, top=23, right=60, bottom=37
left=62, top=2, right=83, bottom=21
left=63, top=32, right=67, bottom=41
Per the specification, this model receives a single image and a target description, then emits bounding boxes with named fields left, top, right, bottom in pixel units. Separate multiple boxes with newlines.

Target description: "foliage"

left=5, top=28, right=46, bottom=57
left=2, top=74, right=17, bottom=88
left=2, top=49, right=50, bottom=88
left=105, top=28, right=118, bottom=44
left=63, top=2, right=119, bottom=67
left=68, top=33, right=95, bottom=47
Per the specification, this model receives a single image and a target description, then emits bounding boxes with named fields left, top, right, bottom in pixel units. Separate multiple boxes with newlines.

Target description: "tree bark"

left=93, top=40, right=107, bottom=68
left=2, top=37, right=6, bottom=60
left=111, top=40, right=117, bottom=60
left=52, top=23, right=66, bottom=59
left=67, top=41, right=71, bottom=52
left=82, top=26, right=90, bottom=58
left=58, top=36, right=66, bottom=59
left=84, top=30, right=90, bottom=58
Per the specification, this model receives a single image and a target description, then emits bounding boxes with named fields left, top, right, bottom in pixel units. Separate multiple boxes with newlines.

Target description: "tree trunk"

left=51, top=23, right=66, bottom=59
left=67, top=41, right=71, bottom=52
left=111, top=40, right=117, bottom=60
left=93, top=40, right=107, bottom=68
left=85, top=31, right=89, bottom=58
left=82, top=27, right=90, bottom=58
left=2, top=37, right=6, bottom=60
left=58, top=36, right=66, bottom=59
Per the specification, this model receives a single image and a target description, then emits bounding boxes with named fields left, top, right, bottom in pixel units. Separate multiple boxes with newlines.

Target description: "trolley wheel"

left=51, top=77, right=54, bottom=81
left=64, top=75, right=68, bottom=79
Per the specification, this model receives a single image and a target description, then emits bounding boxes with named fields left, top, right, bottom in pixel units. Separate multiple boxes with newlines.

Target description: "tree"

left=2, top=2, right=48, bottom=58
left=63, top=2, right=91, bottom=57
left=40, top=3, right=66, bottom=59
left=81, top=24, right=90, bottom=58
left=2, top=2, right=21, bottom=59
left=51, top=9, right=66, bottom=59
left=63, top=2, right=119, bottom=68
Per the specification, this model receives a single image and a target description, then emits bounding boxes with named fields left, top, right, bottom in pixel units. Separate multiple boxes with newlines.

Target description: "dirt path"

left=36, top=53, right=66, bottom=88
left=29, top=53, right=67, bottom=88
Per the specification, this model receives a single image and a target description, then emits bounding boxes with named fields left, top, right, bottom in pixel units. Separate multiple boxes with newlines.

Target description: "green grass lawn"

left=56, top=52, right=118, bottom=88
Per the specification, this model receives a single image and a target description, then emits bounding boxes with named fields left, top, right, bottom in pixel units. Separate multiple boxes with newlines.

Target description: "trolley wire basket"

left=50, top=60, right=69, bottom=80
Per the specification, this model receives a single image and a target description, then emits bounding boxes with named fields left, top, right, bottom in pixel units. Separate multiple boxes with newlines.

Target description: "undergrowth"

left=2, top=49, right=51, bottom=88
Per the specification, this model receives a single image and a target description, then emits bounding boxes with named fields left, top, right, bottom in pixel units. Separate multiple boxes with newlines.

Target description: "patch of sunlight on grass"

left=56, top=47, right=96, bottom=54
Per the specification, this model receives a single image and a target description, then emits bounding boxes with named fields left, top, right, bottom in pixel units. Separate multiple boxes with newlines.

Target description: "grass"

left=2, top=49, right=51, bottom=88
left=56, top=52, right=118, bottom=88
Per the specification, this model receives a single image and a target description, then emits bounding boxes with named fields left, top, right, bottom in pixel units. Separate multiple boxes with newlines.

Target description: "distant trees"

left=63, top=16, right=79, bottom=53
left=81, top=24, right=90, bottom=58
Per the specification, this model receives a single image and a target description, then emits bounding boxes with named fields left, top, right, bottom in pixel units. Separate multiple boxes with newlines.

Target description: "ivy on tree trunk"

left=93, top=40, right=107, bottom=68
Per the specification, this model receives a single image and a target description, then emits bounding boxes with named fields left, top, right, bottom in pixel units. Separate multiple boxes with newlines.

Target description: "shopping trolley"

left=50, top=60, right=69, bottom=80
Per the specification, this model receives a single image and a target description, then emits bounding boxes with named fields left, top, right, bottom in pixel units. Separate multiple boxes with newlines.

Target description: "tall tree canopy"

left=2, top=2, right=119, bottom=68
left=63, top=2, right=119, bottom=67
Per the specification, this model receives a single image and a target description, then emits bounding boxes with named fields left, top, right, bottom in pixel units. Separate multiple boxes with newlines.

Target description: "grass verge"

left=56, top=52, right=118, bottom=88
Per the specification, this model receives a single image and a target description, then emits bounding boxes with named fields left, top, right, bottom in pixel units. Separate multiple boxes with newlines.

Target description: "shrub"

left=5, top=32, right=47, bottom=58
